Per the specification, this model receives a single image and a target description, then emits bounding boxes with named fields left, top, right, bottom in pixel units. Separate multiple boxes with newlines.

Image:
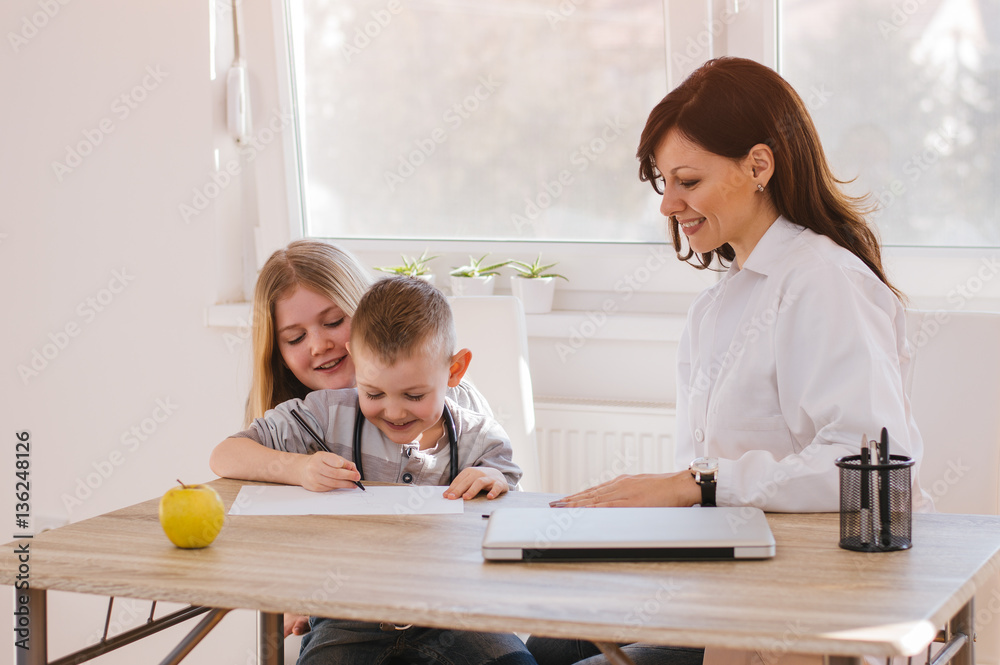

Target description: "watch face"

left=690, top=457, right=719, bottom=475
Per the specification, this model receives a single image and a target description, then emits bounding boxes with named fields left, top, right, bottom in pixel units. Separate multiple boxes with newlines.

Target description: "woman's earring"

left=756, top=183, right=765, bottom=193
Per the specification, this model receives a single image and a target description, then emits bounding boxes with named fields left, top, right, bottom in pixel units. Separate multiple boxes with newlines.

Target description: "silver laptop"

left=482, top=507, right=776, bottom=561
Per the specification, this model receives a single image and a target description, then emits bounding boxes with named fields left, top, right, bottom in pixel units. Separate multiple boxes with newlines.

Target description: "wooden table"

left=3, top=479, right=1000, bottom=665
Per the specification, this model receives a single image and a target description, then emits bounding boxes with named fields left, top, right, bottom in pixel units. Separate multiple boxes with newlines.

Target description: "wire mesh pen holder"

left=835, top=454, right=914, bottom=552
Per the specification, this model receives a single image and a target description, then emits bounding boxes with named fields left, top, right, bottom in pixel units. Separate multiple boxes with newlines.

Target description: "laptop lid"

left=482, top=506, right=776, bottom=562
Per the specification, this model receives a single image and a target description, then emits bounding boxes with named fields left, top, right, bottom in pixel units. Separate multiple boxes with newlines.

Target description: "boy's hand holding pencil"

left=296, top=451, right=363, bottom=492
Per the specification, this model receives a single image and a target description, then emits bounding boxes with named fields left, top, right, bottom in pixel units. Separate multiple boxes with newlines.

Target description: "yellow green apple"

left=158, top=480, right=225, bottom=549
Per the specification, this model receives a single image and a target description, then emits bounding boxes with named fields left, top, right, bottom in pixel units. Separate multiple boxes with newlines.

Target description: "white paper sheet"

left=228, top=484, right=464, bottom=516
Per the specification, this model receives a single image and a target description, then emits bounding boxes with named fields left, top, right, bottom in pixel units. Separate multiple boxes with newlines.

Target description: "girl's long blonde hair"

left=244, top=240, right=372, bottom=426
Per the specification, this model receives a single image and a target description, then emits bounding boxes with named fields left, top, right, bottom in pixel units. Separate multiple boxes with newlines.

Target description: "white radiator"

left=533, top=398, right=677, bottom=495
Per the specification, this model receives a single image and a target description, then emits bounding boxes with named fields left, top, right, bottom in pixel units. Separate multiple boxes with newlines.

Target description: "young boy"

left=210, top=275, right=531, bottom=665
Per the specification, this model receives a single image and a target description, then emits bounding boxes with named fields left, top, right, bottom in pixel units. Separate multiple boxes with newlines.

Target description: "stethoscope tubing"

left=353, top=400, right=459, bottom=483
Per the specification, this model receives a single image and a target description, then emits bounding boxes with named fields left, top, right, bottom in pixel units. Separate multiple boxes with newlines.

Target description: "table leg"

left=16, top=587, right=47, bottom=665
left=593, top=642, right=636, bottom=665
left=938, top=599, right=975, bottom=665
left=258, top=611, right=284, bottom=665
left=157, top=608, right=230, bottom=665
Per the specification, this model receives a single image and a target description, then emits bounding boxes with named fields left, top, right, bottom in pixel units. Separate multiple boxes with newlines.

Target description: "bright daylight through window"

left=780, top=0, right=999, bottom=247
left=291, top=0, right=667, bottom=242
left=290, top=0, right=999, bottom=248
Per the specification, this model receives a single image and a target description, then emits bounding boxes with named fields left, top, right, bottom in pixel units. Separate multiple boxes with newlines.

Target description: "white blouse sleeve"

left=716, top=264, right=916, bottom=512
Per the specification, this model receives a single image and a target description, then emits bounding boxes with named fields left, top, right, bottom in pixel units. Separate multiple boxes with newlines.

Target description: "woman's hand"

left=443, top=467, right=508, bottom=500
left=296, top=451, right=361, bottom=492
left=549, top=471, right=702, bottom=507
left=283, top=613, right=310, bottom=637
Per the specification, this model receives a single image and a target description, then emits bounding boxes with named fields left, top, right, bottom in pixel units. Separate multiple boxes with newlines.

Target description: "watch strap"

left=699, top=475, right=717, bottom=507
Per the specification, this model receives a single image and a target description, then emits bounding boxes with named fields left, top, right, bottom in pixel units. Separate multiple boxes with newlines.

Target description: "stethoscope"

left=352, top=400, right=459, bottom=483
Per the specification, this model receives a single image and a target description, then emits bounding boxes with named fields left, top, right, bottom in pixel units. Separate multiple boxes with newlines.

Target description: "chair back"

left=905, top=310, right=1000, bottom=515
left=450, top=296, right=541, bottom=491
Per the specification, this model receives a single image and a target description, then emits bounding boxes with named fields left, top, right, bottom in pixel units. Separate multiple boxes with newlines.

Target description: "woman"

left=552, top=56, right=929, bottom=513
left=531, top=56, right=929, bottom=665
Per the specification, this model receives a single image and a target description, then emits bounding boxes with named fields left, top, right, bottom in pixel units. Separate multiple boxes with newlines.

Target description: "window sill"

left=204, top=303, right=687, bottom=343
left=523, top=310, right=685, bottom=343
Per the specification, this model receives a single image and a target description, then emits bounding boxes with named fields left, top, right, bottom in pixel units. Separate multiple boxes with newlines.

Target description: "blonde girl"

left=244, top=240, right=372, bottom=425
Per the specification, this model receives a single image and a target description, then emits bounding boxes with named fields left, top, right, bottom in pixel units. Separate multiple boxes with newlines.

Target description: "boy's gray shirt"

left=235, top=388, right=522, bottom=489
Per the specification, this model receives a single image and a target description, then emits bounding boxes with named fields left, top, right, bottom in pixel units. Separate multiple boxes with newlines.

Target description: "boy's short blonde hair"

left=351, top=276, right=456, bottom=366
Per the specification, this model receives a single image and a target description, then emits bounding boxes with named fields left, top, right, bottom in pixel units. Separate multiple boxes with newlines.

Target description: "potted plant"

left=449, top=254, right=509, bottom=296
left=374, top=250, right=438, bottom=284
left=508, top=254, right=567, bottom=314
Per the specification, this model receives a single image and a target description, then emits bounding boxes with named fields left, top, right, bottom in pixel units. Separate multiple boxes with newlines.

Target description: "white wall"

left=1, top=0, right=272, bottom=661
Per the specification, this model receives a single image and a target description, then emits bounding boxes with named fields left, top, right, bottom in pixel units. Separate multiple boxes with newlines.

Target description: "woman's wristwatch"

left=689, top=457, right=718, bottom=507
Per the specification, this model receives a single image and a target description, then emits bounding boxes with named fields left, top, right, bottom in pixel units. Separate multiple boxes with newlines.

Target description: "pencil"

left=879, top=427, right=890, bottom=547
left=290, top=408, right=366, bottom=491
left=860, top=433, right=871, bottom=546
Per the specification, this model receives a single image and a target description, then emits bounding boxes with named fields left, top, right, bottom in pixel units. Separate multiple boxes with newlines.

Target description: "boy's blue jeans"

left=525, top=636, right=704, bottom=665
left=298, top=618, right=537, bottom=665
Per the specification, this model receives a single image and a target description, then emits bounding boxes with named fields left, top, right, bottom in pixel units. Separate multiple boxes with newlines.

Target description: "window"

left=779, top=0, right=999, bottom=247
left=290, top=0, right=668, bottom=243
left=272, top=0, right=999, bottom=315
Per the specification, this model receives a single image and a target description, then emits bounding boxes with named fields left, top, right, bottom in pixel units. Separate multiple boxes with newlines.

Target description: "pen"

left=290, top=408, right=366, bottom=492
left=860, top=433, right=871, bottom=546
left=879, top=426, right=890, bottom=547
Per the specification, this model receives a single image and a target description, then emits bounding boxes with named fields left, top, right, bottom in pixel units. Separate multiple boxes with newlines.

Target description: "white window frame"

left=254, top=0, right=1000, bottom=316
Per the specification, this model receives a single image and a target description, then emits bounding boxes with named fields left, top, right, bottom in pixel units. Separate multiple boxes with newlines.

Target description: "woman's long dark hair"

left=637, top=57, right=902, bottom=300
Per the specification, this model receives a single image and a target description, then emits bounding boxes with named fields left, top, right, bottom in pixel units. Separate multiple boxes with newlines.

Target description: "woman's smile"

left=678, top=217, right=706, bottom=236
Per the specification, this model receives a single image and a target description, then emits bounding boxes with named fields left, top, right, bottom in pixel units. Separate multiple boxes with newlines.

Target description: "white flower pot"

left=511, top=276, right=555, bottom=314
left=450, top=275, right=496, bottom=296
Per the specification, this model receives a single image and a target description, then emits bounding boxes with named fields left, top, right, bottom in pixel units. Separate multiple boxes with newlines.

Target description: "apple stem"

left=176, top=479, right=188, bottom=489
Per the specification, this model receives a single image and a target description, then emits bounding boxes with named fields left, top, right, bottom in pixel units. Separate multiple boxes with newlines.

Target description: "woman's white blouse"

left=674, top=217, right=931, bottom=512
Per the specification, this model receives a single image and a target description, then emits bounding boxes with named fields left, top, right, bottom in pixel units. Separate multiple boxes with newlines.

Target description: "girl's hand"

left=443, top=467, right=509, bottom=500
left=283, top=613, right=310, bottom=637
left=296, top=451, right=361, bottom=492
left=548, top=472, right=701, bottom=508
